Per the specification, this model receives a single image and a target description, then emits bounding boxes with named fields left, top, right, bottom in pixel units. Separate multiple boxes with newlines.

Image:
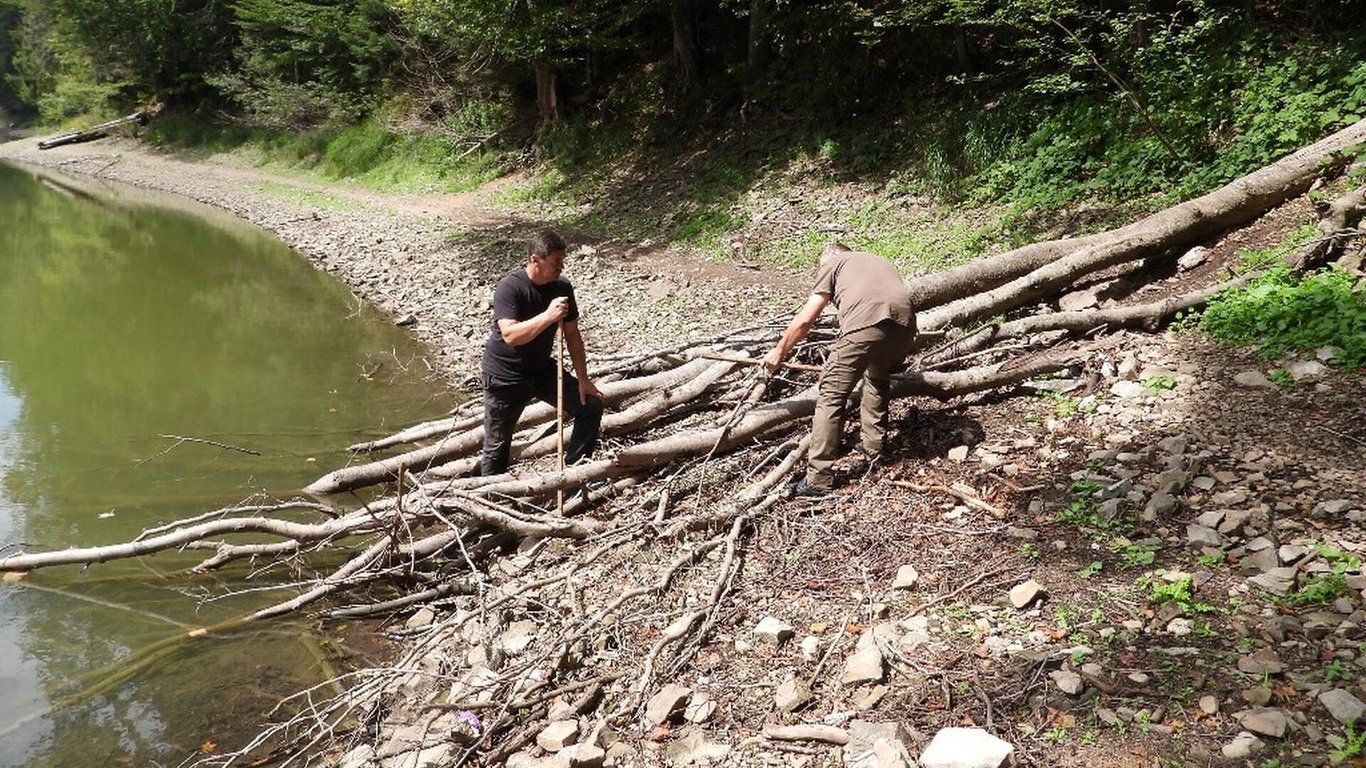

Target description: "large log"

left=908, top=117, right=1366, bottom=317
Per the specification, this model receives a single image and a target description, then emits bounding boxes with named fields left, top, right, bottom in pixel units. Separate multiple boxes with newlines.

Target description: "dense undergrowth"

left=139, top=27, right=1366, bottom=276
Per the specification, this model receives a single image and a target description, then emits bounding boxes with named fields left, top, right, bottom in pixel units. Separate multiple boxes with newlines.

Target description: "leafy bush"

left=1202, top=265, right=1366, bottom=370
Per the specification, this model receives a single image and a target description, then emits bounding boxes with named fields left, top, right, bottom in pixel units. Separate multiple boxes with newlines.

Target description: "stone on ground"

left=753, top=616, right=795, bottom=646
left=1008, top=579, right=1044, bottom=609
left=843, top=720, right=915, bottom=768
left=842, top=627, right=888, bottom=685
left=645, top=684, right=692, bottom=726
left=917, top=727, right=1014, bottom=768
left=1319, top=689, right=1366, bottom=726
left=537, top=720, right=581, bottom=752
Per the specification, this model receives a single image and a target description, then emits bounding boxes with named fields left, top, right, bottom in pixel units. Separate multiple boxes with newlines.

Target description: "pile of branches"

left=2, top=119, right=1363, bottom=767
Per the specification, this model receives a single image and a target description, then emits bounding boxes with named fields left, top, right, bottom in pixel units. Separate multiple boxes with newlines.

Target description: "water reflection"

left=0, top=163, right=451, bottom=767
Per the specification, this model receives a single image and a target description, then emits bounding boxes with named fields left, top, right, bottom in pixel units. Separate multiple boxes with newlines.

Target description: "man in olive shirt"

left=480, top=230, right=604, bottom=476
left=763, top=243, right=916, bottom=495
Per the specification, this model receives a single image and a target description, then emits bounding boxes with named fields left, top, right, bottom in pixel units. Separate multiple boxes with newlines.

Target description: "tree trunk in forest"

left=671, top=0, right=701, bottom=93
left=746, top=0, right=769, bottom=85
left=952, top=25, right=972, bottom=73
left=534, top=63, right=562, bottom=128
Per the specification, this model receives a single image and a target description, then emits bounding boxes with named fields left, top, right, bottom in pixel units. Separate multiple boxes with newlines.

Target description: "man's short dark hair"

left=530, top=230, right=566, bottom=257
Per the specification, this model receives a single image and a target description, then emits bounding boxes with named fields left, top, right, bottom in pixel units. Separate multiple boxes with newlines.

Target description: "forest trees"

left=0, top=0, right=1362, bottom=215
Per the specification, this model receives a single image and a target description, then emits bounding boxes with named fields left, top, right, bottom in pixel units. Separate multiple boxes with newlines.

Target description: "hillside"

left=3, top=126, right=1365, bottom=767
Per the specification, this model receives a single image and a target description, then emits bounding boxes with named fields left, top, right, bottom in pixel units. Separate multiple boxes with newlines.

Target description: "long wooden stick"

left=556, top=322, right=565, bottom=515
left=697, top=352, right=823, bottom=373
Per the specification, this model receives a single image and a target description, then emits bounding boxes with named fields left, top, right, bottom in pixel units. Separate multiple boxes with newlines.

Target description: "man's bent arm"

left=497, top=298, right=568, bottom=346
left=763, top=293, right=829, bottom=371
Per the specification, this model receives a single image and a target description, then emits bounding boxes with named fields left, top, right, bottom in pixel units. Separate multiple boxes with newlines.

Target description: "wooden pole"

left=556, top=322, right=565, bottom=515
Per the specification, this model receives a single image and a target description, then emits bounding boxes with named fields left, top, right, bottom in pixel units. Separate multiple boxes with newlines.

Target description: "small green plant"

left=1141, top=375, right=1178, bottom=392
left=1330, top=721, right=1366, bottom=762
left=1290, top=545, right=1362, bottom=605
left=1141, top=573, right=1215, bottom=614
left=1018, top=541, right=1040, bottom=561
left=1197, top=551, right=1227, bottom=568
left=1116, top=541, right=1157, bottom=569
left=1267, top=368, right=1295, bottom=387
left=1078, top=560, right=1103, bottom=580
left=1080, top=729, right=1098, bottom=747
left=1326, top=659, right=1353, bottom=684
left=1043, top=726, right=1069, bottom=744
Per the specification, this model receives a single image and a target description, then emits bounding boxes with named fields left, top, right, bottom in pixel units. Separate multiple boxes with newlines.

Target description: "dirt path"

left=0, top=136, right=806, bottom=389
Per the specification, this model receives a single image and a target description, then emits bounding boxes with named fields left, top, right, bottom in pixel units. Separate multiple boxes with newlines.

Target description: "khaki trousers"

left=807, top=320, right=917, bottom=489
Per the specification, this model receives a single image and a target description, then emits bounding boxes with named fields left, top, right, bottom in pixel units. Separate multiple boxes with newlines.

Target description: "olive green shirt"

left=811, top=250, right=915, bottom=334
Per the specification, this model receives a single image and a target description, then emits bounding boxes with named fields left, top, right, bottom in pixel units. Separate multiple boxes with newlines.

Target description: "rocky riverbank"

left=3, top=133, right=1364, bottom=768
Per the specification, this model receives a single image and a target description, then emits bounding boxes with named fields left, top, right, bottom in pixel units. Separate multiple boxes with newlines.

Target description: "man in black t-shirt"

left=479, top=230, right=604, bottom=476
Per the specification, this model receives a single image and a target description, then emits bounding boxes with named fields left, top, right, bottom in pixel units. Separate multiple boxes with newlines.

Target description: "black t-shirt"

left=481, top=268, right=580, bottom=386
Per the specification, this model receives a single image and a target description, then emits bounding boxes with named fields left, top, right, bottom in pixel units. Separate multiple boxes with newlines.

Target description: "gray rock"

left=948, top=445, right=970, bottom=462
left=1009, top=579, right=1045, bottom=609
left=1186, top=524, right=1223, bottom=547
left=898, top=616, right=931, bottom=652
left=1221, top=732, right=1264, bottom=759
left=917, top=727, right=1014, bottom=768
left=1249, top=568, right=1297, bottom=595
left=537, top=720, right=581, bottom=753
left=560, top=744, right=606, bottom=768
left=1286, top=359, right=1328, bottom=381
left=1177, top=246, right=1209, bottom=271
left=1233, top=371, right=1277, bottom=388
left=800, top=635, right=822, bottom=661
left=1110, top=380, right=1149, bottom=399
left=684, top=693, right=716, bottom=723
left=1049, top=670, right=1084, bottom=695
left=1236, top=708, right=1289, bottom=738
left=893, top=565, right=920, bottom=590
left=775, top=677, right=812, bottom=713
left=1237, top=648, right=1286, bottom=676
left=1199, top=695, right=1219, bottom=715
left=842, top=627, right=888, bottom=685
left=1319, top=688, right=1366, bottom=725
left=753, top=616, right=795, bottom=646
left=499, top=620, right=538, bottom=655
left=663, top=727, right=730, bottom=766
left=644, top=684, right=692, bottom=726
left=1243, top=687, right=1274, bottom=706
left=846, top=720, right=915, bottom=768
left=1059, top=289, right=1098, bottom=312
left=1145, top=492, right=1178, bottom=519
left=405, top=607, right=436, bottom=630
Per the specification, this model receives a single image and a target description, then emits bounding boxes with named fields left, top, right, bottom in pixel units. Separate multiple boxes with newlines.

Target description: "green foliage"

left=1140, top=573, right=1215, bottom=614
left=1326, top=659, right=1353, bottom=684
left=1141, top=375, right=1177, bottom=392
left=1331, top=722, right=1366, bottom=761
left=208, top=0, right=395, bottom=128
left=1202, top=265, right=1366, bottom=370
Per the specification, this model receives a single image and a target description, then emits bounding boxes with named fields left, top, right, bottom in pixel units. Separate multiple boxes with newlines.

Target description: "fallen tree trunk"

left=907, top=117, right=1366, bottom=312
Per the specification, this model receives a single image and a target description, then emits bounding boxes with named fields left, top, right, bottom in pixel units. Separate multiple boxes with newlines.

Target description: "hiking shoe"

left=788, top=477, right=831, bottom=498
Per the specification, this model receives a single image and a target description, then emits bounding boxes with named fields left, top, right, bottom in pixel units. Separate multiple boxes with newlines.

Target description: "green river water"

left=0, top=162, right=453, bottom=767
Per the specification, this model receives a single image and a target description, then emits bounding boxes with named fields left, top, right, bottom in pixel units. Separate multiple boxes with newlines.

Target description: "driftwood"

left=37, top=109, right=154, bottom=150
left=3, top=118, right=1366, bottom=768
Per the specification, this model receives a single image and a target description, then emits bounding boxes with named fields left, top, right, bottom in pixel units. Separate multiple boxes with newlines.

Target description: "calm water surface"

left=0, top=162, right=452, bottom=767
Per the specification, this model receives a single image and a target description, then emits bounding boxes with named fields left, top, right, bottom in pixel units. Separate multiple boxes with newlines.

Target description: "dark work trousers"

left=480, top=370, right=603, bottom=477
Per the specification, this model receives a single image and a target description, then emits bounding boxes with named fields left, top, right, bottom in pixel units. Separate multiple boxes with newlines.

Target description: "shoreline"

left=0, top=137, right=803, bottom=392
